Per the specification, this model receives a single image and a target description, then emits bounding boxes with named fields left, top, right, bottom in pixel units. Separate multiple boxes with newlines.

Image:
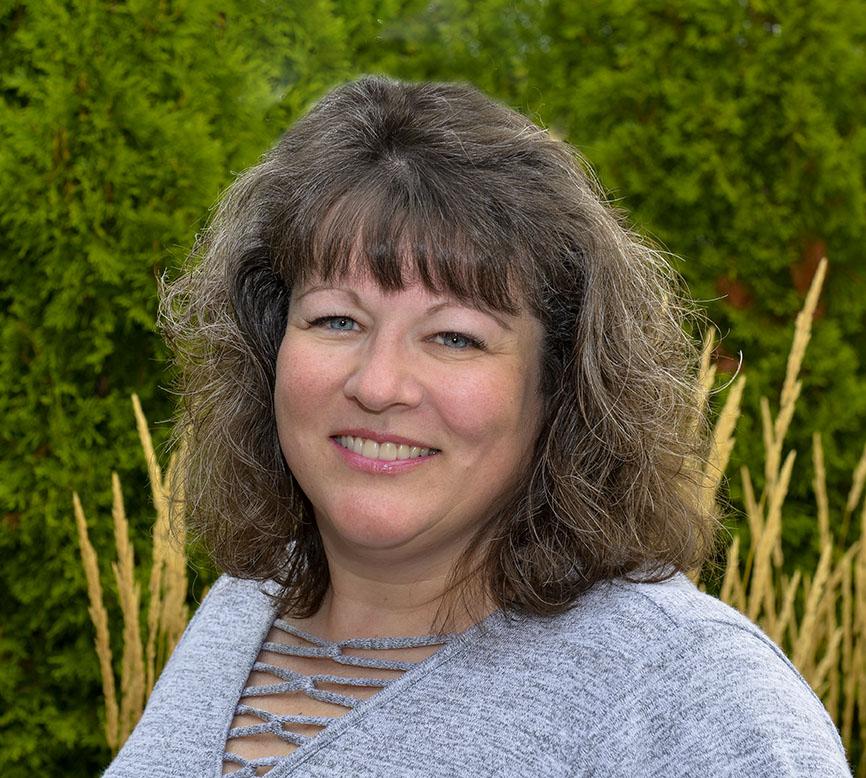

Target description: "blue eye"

left=431, top=332, right=487, bottom=351
left=310, top=315, right=358, bottom=332
left=307, top=314, right=487, bottom=351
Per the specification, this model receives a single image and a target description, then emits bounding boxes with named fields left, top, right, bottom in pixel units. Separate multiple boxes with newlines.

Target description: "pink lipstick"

left=330, top=437, right=440, bottom=475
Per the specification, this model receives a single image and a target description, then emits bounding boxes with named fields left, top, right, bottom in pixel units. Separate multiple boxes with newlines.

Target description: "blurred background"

left=2, top=0, right=865, bottom=774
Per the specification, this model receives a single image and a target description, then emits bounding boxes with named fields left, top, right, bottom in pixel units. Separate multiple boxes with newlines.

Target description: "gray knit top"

left=103, top=571, right=852, bottom=777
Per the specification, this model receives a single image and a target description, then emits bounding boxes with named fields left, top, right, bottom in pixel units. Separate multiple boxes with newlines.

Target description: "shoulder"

left=483, top=571, right=851, bottom=775
left=545, top=568, right=762, bottom=639
left=152, top=573, right=281, bottom=684
left=146, top=574, right=277, bottom=662
left=514, top=569, right=805, bottom=668
left=492, top=569, right=777, bottom=664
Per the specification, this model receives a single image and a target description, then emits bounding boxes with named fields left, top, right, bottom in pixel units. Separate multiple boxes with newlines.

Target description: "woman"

left=105, top=75, right=850, bottom=776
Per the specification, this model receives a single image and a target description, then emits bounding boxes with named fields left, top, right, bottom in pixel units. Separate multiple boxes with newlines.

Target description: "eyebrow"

left=296, top=285, right=514, bottom=332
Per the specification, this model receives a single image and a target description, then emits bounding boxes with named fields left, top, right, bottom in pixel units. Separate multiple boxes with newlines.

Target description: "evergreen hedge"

left=0, top=2, right=351, bottom=773
left=2, top=1, right=863, bottom=773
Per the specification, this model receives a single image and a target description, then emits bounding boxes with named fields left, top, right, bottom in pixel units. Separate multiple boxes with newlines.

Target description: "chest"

left=222, top=621, right=444, bottom=775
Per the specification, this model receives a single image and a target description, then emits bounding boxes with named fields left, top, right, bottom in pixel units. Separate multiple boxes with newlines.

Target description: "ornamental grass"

left=73, top=394, right=188, bottom=753
left=693, top=257, right=866, bottom=774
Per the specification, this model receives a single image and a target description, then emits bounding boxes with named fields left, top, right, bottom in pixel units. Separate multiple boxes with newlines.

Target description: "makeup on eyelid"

left=295, top=284, right=514, bottom=333
left=305, top=314, right=489, bottom=351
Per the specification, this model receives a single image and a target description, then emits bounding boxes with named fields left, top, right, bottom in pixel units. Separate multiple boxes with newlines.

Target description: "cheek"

left=274, top=336, right=333, bottom=439
left=436, top=367, right=536, bottom=450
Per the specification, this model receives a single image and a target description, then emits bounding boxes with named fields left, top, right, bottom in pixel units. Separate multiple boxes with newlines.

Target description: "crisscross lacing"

left=222, top=619, right=449, bottom=776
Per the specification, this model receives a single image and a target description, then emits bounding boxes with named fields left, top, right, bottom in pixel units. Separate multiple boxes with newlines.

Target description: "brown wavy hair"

left=159, top=74, right=723, bottom=621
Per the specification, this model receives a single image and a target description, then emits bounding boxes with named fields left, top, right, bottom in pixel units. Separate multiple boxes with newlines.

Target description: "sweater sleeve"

left=604, top=618, right=852, bottom=777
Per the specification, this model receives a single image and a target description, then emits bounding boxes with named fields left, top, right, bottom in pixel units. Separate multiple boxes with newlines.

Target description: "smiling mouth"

left=331, top=435, right=440, bottom=461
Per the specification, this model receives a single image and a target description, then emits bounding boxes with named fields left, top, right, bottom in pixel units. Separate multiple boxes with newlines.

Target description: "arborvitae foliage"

left=0, top=2, right=350, bottom=773
left=3, top=0, right=865, bottom=773
left=517, top=0, right=866, bottom=574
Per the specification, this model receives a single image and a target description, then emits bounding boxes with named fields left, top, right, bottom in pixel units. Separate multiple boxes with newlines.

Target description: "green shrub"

left=3, top=1, right=864, bottom=773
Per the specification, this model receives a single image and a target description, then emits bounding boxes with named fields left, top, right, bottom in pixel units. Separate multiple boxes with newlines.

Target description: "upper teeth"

left=336, top=436, right=437, bottom=461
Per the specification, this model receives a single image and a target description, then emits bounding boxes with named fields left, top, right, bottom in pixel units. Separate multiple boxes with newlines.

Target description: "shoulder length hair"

left=160, top=74, right=722, bottom=621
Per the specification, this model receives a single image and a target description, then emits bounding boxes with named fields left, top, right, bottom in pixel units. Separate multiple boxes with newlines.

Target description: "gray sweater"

left=103, top=571, right=852, bottom=777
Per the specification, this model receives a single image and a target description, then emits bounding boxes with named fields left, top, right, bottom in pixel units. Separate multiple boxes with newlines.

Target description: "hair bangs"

left=277, top=170, right=530, bottom=318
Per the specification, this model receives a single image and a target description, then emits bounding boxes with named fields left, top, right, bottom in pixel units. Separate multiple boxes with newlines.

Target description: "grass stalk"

left=73, top=492, right=120, bottom=753
left=841, top=439, right=866, bottom=545
left=76, top=396, right=189, bottom=753
left=110, top=471, right=146, bottom=742
left=812, top=432, right=831, bottom=549
left=792, top=540, right=832, bottom=672
left=747, top=449, right=795, bottom=623
left=701, top=257, right=866, bottom=766
left=770, top=568, right=800, bottom=647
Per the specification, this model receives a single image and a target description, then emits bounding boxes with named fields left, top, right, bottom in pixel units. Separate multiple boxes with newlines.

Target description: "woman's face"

left=274, top=265, right=545, bottom=569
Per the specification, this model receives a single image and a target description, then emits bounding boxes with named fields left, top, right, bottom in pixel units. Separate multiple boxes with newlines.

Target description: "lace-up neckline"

left=222, top=617, right=455, bottom=776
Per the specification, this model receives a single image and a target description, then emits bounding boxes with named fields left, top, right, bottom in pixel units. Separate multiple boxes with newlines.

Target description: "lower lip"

left=330, top=437, right=440, bottom=475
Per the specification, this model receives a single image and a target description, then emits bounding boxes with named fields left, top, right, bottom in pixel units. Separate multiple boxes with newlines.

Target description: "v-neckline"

left=214, top=580, right=503, bottom=777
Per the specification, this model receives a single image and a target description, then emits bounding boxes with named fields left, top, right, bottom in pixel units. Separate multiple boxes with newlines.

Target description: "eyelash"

left=306, top=315, right=488, bottom=351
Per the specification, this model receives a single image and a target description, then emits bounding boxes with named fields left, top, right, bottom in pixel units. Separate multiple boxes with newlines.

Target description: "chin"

left=320, top=499, right=436, bottom=553
left=332, top=517, right=426, bottom=552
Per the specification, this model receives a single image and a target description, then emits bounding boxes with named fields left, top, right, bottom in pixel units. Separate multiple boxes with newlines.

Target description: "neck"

left=297, top=542, right=492, bottom=642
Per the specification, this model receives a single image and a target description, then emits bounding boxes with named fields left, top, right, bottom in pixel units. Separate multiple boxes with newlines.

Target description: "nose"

left=342, top=330, right=424, bottom=412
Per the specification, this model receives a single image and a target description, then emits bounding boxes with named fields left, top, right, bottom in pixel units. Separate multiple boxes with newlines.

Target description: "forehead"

left=276, top=187, right=532, bottom=319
